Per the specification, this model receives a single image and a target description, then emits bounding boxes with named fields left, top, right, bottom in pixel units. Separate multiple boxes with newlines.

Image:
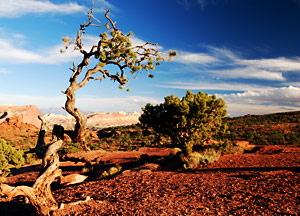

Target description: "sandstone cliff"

left=0, top=105, right=141, bottom=130
left=43, top=111, right=141, bottom=129
left=0, top=105, right=42, bottom=128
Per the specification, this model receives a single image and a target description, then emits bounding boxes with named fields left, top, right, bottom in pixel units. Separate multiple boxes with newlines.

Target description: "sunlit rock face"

left=0, top=105, right=42, bottom=128
left=43, top=111, right=141, bottom=129
left=0, top=104, right=140, bottom=129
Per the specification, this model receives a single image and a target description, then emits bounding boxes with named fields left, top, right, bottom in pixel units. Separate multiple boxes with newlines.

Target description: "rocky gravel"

left=1, top=146, right=299, bottom=216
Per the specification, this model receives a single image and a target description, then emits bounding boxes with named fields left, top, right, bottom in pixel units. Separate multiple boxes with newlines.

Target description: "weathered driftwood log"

left=0, top=116, right=89, bottom=215
left=0, top=143, right=63, bottom=215
left=0, top=116, right=63, bottom=215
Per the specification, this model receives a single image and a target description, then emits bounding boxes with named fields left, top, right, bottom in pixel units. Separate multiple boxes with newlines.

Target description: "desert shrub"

left=24, top=152, right=41, bottom=165
left=102, top=164, right=122, bottom=177
left=179, top=149, right=221, bottom=169
left=140, top=90, right=228, bottom=155
left=67, top=143, right=83, bottom=154
left=268, top=131, right=285, bottom=145
left=58, top=141, right=84, bottom=156
left=285, top=133, right=300, bottom=146
left=0, top=139, right=25, bottom=177
left=213, top=140, right=244, bottom=155
left=88, top=143, right=102, bottom=150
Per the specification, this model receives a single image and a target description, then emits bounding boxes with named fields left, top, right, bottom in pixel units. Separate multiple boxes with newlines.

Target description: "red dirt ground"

left=1, top=145, right=299, bottom=216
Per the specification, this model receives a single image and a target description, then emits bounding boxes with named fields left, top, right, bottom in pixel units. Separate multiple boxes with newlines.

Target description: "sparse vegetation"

left=225, top=111, right=300, bottom=146
left=0, top=139, right=24, bottom=177
left=179, top=148, right=221, bottom=169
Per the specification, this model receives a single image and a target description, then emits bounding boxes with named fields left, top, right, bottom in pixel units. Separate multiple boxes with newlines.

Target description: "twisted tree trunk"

left=64, top=86, right=87, bottom=142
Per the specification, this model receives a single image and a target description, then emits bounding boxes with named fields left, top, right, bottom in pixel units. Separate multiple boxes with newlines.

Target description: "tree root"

left=0, top=116, right=88, bottom=215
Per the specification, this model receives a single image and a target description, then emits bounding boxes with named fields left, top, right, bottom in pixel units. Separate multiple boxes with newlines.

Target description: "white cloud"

left=0, top=0, right=87, bottom=18
left=76, top=96, right=162, bottom=113
left=239, top=57, right=300, bottom=72
left=177, top=47, right=300, bottom=81
left=0, top=37, right=80, bottom=64
left=173, top=51, right=219, bottom=64
left=283, top=81, right=300, bottom=88
left=0, top=93, right=66, bottom=109
left=0, top=38, right=46, bottom=63
left=208, top=46, right=239, bottom=62
left=159, top=81, right=271, bottom=92
left=218, top=86, right=300, bottom=106
left=160, top=81, right=300, bottom=116
left=226, top=103, right=300, bottom=117
left=0, top=68, right=7, bottom=73
left=0, top=33, right=166, bottom=65
left=0, top=93, right=162, bottom=113
left=209, top=67, right=285, bottom=81
left=46, top=44, right=81, bottom=64
left=93, top=0, right=118, bottom=13
left=0, top=88, right=298, bottom=117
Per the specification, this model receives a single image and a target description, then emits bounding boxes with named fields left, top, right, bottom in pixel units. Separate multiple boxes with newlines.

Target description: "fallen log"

left=0, top=116, right=88, bottom=215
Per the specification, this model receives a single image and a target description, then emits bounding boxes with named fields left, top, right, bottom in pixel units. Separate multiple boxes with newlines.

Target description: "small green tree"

left=140, top=90, right=228, bottom=155
left=0, top=139, right=24, bottom=177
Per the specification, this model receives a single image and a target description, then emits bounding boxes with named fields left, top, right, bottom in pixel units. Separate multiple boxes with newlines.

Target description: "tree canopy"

left=61, top=9, right=177, bottom=142
left=140, top=90, right=228, bottom=154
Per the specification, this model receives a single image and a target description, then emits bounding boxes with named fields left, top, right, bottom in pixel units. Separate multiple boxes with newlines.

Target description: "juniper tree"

left=140, top=90, right=228, bottom=155
left=61, top=9, right=177, bottom=142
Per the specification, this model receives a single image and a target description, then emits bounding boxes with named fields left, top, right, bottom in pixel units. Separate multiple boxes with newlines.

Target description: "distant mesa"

left=0, top=104, right=42, bottom=128
left=0, top=104, right=141, bottom=129
left=44, top=111, right=141, bottom=129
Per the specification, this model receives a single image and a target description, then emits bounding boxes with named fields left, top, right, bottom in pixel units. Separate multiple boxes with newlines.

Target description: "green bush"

left=140, top=90, right=228, bottom=155
left=0, top=139, right=25, bottom=177
left=179, top=149, right=221, bottom=169
left=66, top=142, right=83, bottom=154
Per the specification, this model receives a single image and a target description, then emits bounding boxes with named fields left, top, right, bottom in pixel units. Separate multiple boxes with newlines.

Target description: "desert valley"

left=0, top=104, right=299, bottom=215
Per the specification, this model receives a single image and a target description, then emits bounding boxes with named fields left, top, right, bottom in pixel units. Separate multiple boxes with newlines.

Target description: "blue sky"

left=0, top=0, right=300, bottom=116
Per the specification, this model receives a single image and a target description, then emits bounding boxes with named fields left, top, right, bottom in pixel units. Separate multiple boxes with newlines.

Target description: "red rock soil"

left=0, top=145, right=299, bottom=216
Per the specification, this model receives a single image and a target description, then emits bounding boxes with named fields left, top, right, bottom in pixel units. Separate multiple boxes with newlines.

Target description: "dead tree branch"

left=0, top=117, right=88, bottom=215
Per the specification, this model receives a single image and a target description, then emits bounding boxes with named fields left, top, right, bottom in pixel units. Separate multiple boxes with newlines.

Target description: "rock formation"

left=0, top=104, right=140, bottom=129
left=0, top=105, right=42, bottom=128
left=43, top=111, right=141, bottom=129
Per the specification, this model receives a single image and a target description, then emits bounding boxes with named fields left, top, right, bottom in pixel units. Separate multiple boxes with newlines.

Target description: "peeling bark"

left=0, top=139, right=62, bottom=215
left=0, top=116, right=90, bottom=215
left=64, top=87, right=87, bottom=142
left=1, top=118, right=63, bottom=215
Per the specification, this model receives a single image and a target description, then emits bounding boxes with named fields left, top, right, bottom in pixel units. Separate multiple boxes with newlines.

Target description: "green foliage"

left=0, top=139, right=25, bottom=177
left=102, top=164, right=122, bottom=177
left=140, top=90, right=228, bottom=155
left=225, top=111, right=300, bottom=146
left=61, top=10, right=178, bottom=90
left=24, top=152, right=41, bottom=165
left=58, top=141, right=84, bottom=156
left=95, top=27, right=175, bottom=87
left=213, top=140, right=244, bottom=155
left=179, top=149, right=221, bottom=169
left=95, top=124, right=163, bottom=150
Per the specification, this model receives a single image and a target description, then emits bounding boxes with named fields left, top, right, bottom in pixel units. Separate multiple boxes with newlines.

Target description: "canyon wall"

left=0, top=105, right=42, bottom=128
left=0, top=105, right=140, bottom=129
left=43, top=111, right=141, bottom=129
